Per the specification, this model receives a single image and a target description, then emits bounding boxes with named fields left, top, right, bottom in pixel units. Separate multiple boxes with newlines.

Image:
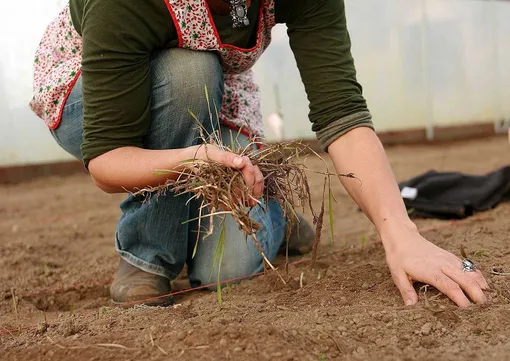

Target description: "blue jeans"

left=51, top=49, right=286, bottom=287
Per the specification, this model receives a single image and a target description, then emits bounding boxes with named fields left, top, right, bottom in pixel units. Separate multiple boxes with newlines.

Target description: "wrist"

left=184, top=145, right=204, bottom=160
left=377, top=216, right=419, bottom=251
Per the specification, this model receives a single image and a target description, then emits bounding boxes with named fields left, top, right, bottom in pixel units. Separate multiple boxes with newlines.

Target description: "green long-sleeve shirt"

left=70, top=0, right=373, bottom=164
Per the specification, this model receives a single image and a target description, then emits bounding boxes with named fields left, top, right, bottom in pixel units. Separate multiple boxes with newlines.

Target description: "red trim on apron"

left=220, top=120, right=263, bottom=149
left=164, top=0, right=184, bottom=48
left=52, top=70, right=82, bottom=130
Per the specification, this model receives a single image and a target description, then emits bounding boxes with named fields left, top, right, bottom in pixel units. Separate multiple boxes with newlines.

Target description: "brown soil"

left=1, top=136, right=509, bottom=361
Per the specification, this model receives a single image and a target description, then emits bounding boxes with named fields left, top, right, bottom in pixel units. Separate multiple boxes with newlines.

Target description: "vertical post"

left=489, top=0, right=507, bottom=134
left=420, top=0, right=434, bottom=141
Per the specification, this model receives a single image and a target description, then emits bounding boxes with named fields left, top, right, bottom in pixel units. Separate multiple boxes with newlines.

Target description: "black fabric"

left=398, top=166, right=510, bottom=219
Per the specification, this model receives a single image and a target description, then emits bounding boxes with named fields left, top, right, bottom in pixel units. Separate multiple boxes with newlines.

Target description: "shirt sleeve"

left=283, top=0, right=374, bottom=151
left=78, top=0, right=171, bottom=167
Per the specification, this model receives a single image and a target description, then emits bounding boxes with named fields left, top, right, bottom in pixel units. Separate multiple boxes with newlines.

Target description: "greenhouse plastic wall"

left=1, top=0, right=509, bottom=166
left=255, top=0, right=510, bottom=141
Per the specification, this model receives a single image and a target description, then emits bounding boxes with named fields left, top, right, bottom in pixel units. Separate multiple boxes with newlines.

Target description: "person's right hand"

left=190, top=144, right=264, bottom=207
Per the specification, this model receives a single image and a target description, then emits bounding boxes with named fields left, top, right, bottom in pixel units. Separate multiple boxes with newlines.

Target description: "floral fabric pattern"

left=30, top=0, right=275, bottom=138
left=167, top=0, right=219, bottom=50
left=29, top=4, right=82, bottom=129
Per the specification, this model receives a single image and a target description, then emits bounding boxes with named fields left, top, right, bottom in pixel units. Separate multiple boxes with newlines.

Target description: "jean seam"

left=116, top=251, right=179, bottom=281
left=115, top=231, right=179, bottom=280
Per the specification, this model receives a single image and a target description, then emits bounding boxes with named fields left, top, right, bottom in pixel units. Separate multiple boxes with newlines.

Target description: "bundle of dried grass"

left=134, top=91, right=354, bottom=289
left=135, top=128, right=354, bottom=278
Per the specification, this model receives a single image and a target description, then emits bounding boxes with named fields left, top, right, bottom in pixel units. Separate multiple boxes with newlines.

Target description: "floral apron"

left=29, top=0, right=275, bottom=139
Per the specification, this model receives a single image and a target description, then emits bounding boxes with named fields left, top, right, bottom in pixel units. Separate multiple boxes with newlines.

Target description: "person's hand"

left=191, top=144, right=264, bottom=206
left=383, top=227, right=489, bottom=308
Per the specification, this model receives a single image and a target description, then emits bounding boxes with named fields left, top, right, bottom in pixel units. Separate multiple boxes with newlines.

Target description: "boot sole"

left=110, top=295, right=175, bottom=308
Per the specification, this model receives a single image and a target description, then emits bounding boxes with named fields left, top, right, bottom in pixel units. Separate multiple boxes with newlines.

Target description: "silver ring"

left=461, top=259, right=477, bottom=272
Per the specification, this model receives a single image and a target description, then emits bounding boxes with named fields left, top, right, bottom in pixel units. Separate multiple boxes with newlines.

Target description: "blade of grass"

left=179, top=159, right=201, bottom=164
left=208, top=222, right=226, bottom=306
left=204, top=85, right=212, bottom=122
left=216, top=224, right=226, bottom=306
left=209, top=228, right=222, bottom=282
left=229, top=129, right=235, bottom=153
left=235, top=125, right=245, bottom=151
left=191, top=201, right=205, bottom=259
left=152, top=170, right=171, bottom=176
left=213, top=98, right=224, bottom=147
left=182, top=211, right=233, bottom=225
left=204, top=85, right=222, bottom=146
left=328, top=188, right=334, bottom=245
left=188, top=109, right=210, bottom=136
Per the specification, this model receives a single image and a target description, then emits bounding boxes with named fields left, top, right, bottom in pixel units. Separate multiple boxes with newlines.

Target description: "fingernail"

left=405, top=300, right=414, bottom=306
left=233, top=157, right=243, bottom=166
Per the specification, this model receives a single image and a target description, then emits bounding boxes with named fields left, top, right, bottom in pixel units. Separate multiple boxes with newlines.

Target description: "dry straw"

left=134, top=88, right=355, bottom=298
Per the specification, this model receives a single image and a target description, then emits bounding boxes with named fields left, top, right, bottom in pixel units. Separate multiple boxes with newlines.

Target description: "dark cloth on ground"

left=398, top=166, right=510, bottom=219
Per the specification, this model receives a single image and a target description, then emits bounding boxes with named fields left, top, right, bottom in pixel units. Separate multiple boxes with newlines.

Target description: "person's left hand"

left=383, top=229, right=489, bottom=307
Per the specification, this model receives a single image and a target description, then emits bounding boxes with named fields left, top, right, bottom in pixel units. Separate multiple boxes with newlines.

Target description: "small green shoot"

left=10, top=288, right=19, bottom=326
left=328, top=188, right=334, bottom=245
left=37, top=312, right=49, bottom=335
left=204, top=85, right=212, bottom=119
left=187, top=109, right=201, bottom=125
left=98, top=306, right=109, bottom=318
left=361, top=234, right=368, bottom=247
left=153, top=170, right=171, bottom=176
left=43, top=264, right=51, bottom=276
left=187, top=109, right=211, bottom=139
left=191, top=207, right=205, bottom=259
left=473, top=249, right=491, bottom=258
left=179, top=159, right=199, bottom=164
left=210, top=222, right=226, bottom=306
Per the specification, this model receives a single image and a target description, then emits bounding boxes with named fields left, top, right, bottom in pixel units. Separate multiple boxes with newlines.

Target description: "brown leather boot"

left=279, top=213, right=316, bottom=256
left=110, top=259, right=174, bottom=307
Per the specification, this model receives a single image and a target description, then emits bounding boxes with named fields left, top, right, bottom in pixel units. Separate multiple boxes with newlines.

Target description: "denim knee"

left=115, top=50, right=226, bottom=278
left=147, top=49, right=224, bottom=149
left=151, top=49, right=223, bottom=112
left=188, top=201, right=287, bottom=290
left=189, top=233, right=265, bottom=290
